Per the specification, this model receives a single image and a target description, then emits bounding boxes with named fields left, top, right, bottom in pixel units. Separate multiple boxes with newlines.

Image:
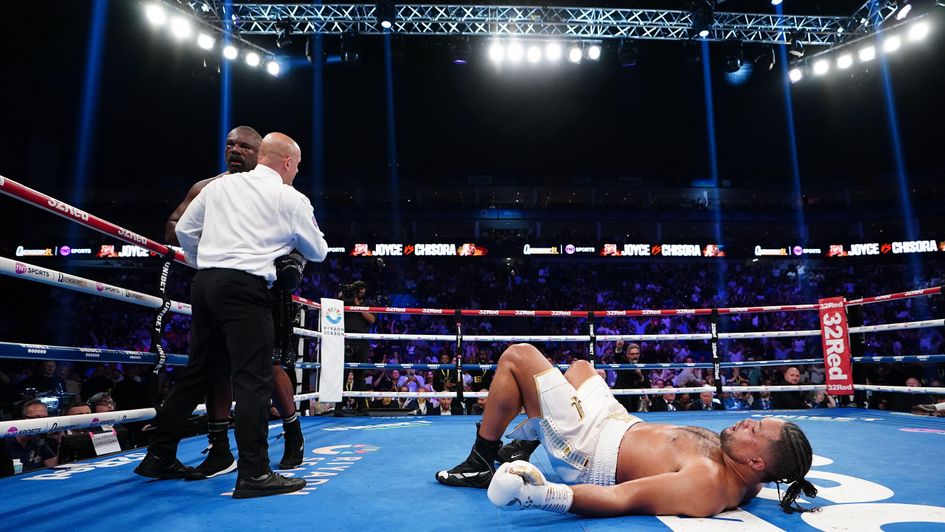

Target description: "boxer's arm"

left=165, top=177, right=218, bottom=244
left=570, top=472, right=721, bottom=517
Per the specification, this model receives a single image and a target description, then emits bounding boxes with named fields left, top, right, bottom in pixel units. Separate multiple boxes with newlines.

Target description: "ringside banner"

left=818, top=297, right=854, bottom=395
left=318, top=298, right=345, bottom=403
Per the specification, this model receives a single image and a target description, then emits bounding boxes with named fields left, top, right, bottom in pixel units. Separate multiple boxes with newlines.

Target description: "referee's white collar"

left=251, top=163, right=283, bottom=181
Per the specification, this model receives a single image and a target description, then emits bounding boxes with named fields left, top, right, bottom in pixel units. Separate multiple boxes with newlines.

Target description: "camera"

left=339, top=284, right=358, bottom=304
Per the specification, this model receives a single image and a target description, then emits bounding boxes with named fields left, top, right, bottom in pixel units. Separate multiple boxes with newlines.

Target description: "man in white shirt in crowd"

left=136, top=132, right=328, bottom=499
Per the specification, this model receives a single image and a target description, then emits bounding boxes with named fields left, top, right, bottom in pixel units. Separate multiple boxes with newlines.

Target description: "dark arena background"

left=1, top=1, right=944, bottom=530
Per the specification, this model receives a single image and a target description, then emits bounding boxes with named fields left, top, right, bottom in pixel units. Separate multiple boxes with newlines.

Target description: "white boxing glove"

left=487, top=461, right=573, bottom=514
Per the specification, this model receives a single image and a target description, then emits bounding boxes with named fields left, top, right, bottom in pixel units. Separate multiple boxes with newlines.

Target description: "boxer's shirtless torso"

left=614, top=423, right=762, bottom=513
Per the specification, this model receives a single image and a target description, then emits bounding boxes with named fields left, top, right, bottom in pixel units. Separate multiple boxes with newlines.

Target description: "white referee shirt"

left=175, top=163, right=329, bottom=283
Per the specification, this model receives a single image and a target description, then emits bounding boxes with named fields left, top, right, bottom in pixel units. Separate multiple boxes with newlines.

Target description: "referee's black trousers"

left=149, top=269, right=274, bottom=478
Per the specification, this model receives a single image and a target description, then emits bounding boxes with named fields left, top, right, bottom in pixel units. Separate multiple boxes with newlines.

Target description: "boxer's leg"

left=272, top=364, right=304, bottom=469
left=496, top=358, right=600, bottom=465
left=437, top=343, right=554, bottom=488
left=195, top=368, right=237, bottom=477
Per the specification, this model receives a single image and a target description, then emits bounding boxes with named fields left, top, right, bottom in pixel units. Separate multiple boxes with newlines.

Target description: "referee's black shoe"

left=233, top=471, right=307, bottom=499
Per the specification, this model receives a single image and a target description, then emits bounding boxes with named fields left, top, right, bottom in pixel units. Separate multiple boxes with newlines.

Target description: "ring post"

left=710, top=308, right=723, bottom=397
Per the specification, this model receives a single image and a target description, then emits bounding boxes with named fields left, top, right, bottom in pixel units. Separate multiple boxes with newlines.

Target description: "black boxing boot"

left=435, top=423, right=501, bottom=488
left=496, top=439, right=541, bottom=464
left=278, top=414, right=304, bottom=470
left=194, top=421, right=236, bottom=478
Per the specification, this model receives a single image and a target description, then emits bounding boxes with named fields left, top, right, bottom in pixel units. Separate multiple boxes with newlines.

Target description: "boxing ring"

left=2, top=175, right=945, bottom=530
left=1, top=411, right=944, bottom=531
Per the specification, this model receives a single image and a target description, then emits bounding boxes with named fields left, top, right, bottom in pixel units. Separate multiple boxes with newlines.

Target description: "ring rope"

left=0, top=257, right=192, bottom=315
left=295, top=355, right=945, bottom=371
left=330, top=384, right=945, bottom=398
left=0, top=341, right=189, bottom=366
left=0, top=392, right=320, bottom=439
left=5, top=341, right=945, bottom=371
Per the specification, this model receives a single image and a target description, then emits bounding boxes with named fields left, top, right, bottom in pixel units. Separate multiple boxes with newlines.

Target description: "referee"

left=135, top=132, right=328, bottom=499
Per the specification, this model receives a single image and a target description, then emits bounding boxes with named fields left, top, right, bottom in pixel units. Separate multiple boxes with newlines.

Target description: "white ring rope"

left=282, top=383, right=945, bottom=401
left=0, top=392, right=319, bottom=439
left=851, top=319, right=945, bottom=334
left=343, top=321, right=944, bottom=344
left=0, top=257, right=192, bottom=315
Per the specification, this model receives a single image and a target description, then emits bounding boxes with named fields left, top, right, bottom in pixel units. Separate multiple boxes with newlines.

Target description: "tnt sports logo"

left=15, top=262, right=27, bottom=275
left=793, top=246, right=803, bottom=256
left=565, top=244, right=576, bottom=254
left=60, top=246, right=72, bottom=256
left=325, top=306, right=343, bottom=325
left=7, top=426, right=18, bottom=435
left=313, top=444, right=380, bottom=456
left=95, top=282, right=105, bottom=292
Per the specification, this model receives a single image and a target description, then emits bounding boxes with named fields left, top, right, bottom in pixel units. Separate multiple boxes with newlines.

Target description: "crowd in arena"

left=1, top=258, right=943, bottom=475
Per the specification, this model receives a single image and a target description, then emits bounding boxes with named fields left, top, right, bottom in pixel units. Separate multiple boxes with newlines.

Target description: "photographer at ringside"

left=338, top=281, right=375, bottom=413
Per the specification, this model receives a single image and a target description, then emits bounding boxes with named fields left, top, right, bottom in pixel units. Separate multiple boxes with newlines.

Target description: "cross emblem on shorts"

left=570, top=396, right=585, bottom=420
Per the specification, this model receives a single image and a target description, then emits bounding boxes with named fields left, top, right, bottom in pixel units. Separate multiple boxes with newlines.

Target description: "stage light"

left=489, top=41, right=505, bottom=63
left=197, top=32, right=215, bottom=50
left=170, top=17, right=192, bottom=40
left=527, top=45, right=541, bottom=63
left=246, top=51, right=260, bottom=67
left=266, top=60, right=280, bottom=76
left=789, top=67, right=803, bottom=83
left=145, top=3, right=167, bottom=26
left=858, top=44, right=876, bottom=62
left=789, top=33, right=805, bottom=58
left=545, top=42, right=562, bottom=62
left=812, top=58, right=829, bottom=75
left=376, top=0, right=396, bottom=30
left=884, top=34, right=902, bottom=52
left=618, top=40, right=639, bottom=67
left=341, top=33, right=361, bottom=66
left=451, top=39, right=471, bottom=64
left=223, top=44, right=239, bottom=60
left=508, top=41, right=523, bottom=63
left=691, top=0, right=714, bottom=38
left=568, top=46, right=582, bottom=63
left=723, top=42, right=743, bottom=73
left=754, top=47, right=776, bottom=71
left=837, top=53, right=853, bottom=69
left=587, top=44, right=601, bottom=61
left=896, top=2, right=913, bottom=20
left=771, top=0, right=783, bottom=5
left=908, top=20, right=930, bottom=41
left=276, top=21, right=293, bottom=48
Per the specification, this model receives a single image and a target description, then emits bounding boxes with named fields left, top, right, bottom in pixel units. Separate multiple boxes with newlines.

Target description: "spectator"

left=4, top=400, right=58, bottom=473
left=19, top=361, right=66, bottom=398
left=809, top=390, right=838, bottom=409
left=686, top=389, right=724, bottom=411
left=614, top=341, right=650, bottom=413
left=772, top=367, right=809, bottom=409
left=649, top=391, right=680, bottom=412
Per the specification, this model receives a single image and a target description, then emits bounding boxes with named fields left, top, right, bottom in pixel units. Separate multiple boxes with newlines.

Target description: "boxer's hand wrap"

left=273, top=250, right=306, bottom=291
left=487, top=461, right=573, bottom=514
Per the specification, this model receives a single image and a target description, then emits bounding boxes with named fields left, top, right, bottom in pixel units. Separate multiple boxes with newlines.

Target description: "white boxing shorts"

left=505, top=368, right=642, bottom=486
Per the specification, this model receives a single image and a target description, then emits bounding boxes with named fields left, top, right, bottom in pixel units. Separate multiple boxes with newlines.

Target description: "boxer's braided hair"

left=762, top=421, right=819, bottom=514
